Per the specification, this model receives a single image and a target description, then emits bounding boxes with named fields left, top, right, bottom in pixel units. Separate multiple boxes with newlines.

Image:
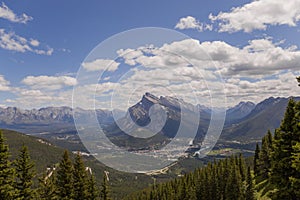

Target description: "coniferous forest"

left=0, top=79, right=299, bottom=200
left=0, top=131, right=110, bottom=200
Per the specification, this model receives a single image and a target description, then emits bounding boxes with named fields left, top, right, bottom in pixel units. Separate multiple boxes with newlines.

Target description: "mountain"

left=221, top=97, right=300, bottom=141
left=1, top=95, right=298, bottom=146
left=225, top=101, right=256, bottom=124
left=0, top=106, right=114, bottom=134
left=104, top=92, right=208, bottom=150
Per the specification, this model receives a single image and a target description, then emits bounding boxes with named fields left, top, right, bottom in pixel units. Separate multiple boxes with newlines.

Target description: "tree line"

left=0, top=130, right=111, bottom=200
left=125, top=153, right=254, bottom=200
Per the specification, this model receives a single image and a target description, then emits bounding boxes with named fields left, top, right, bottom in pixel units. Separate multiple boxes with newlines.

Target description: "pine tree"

left=100, top=172, right=111, bottom=200
left=38, top=169, right=57, bottom=200
left=14, top=145, right=36, bottom=200
left=56, top=150, right=74, bottom=200
left=195, top=169, right=204, bottom=200
left=258, top=132, right=272, bottom=179
left=291, top=142, right=300, bottom=198
left=290, top=100, right=300, bottom=198
left=245, top=167, right=254, bottom=200
left=73, top=153, right=88, bottom=200
left=271, top=99, right=299, bottom=199
left=253, top=143, right=260, bottom=177
left=0, top=130, right=16, bottom=200
left=238, top=153, right=246, bottom=181
left=225, top=157, right=242, bottom=200
left=87, top=172, right=99, bottom=200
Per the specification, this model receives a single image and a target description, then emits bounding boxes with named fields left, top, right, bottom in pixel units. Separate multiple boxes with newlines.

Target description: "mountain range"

left=221, top=96, right=300, bottom=141
left=0, top=93, right=298, bottom=144
left=0, top=106, right=114, bottom=134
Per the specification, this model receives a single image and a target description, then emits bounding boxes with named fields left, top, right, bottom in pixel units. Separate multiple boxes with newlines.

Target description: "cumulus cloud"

left=82, top=59, right=120, bottom=72
left=10, top=88, right=71, bottom=108
left=107, top=38, right=300, bottom=108
left=3, top=37, right=300, bottom=109
left=0, top=75, right=10, bottom=91
left=0, top=2, right=32, bottom=24
left=209, top=0, right=300, bottom=32
left=22, top=75, right=77, bottom=90
left=0, top=29, right=53, bottom=55
left=0, top=4, right=53, bottom=55
left=175, top=16, right=213, bottom=32
left=154, top=38, right=300, bottom=77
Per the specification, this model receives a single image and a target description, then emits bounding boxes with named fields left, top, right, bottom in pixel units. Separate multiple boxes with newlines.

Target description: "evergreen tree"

left=0, top=130, right=16, bottom=200
left=271, top=99, right=299, bottom=199
left=195, top=169, right=204, bottom=200
left=87, top=172, right=99, bottom=200
left=225, top=158, right=242, bottom=200
left=14, top=145, right=36, bottom=200
left=258, top=132, right=272, bottom=179
left=245, top=166, right=254, bottom=200
left=290, top=100, right=300, bottom=198
left=130, top=155, right=251, bottom=200
left=253, top=143, right=260, bottom=176
left=73, top=153, right=88, bottom=200
left=56, top=150, right=74, bottom=200
left=38, top=169, right=57, bottom=200
left=100, top=172, right=111, bottom=200
left=238, top=153, right=246, bottom=181
left=291, top=142, right=300, bottom=198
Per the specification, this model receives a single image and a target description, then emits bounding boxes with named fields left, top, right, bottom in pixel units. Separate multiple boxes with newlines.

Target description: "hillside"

left=2, top=129, right=65, bottom=173
left=221, top=97, right=300, bottom=141
left=0, top=129, right=156, bottom=199
left=1, top=129, right=206, bottom=199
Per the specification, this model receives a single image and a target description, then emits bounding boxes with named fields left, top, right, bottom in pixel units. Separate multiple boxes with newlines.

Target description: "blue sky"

left=1, top=0, right=300, bottom=109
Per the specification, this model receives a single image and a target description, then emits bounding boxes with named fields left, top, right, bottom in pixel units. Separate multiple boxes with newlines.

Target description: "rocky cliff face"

left=104, top=92, right=210, bottom=151
left=225, top=101, right=255, bottom=123
left=127, top=92, right=199, bottom=128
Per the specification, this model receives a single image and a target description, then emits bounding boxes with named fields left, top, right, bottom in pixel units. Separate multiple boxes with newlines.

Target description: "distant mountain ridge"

left=0, top=106, right=114, bottom=134
left=221, top=96, right=300, bottom=141
left=225, top=101, right=256, bottom=124
left=1, top=94, right=298, bottom=143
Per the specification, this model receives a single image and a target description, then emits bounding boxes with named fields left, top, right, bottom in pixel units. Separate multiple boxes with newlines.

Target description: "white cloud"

left=2, top=38, right=300, bottom=109
left=117, top=48, right=144, bottom=66
left=108, top=38, right=300, bottom=108
left=209, top=0, right=300, bottom=32
left=22, top=75, right=77, bottom=90
left=154, top=38, right=300, bottom=77
left=30, top=39, right=39, bottom=47
left=175, top=16, right=212, bottom=32
left=0, top=29, right=53, bottom=55
left=12, top=88, right=70, bottom=108
left=82, top=59, right=120, bottom=72
left=0, top=3, right=53, bottom=55
left=0, top=2, right=32, bottom=24
left=0, top=75, right=10, bottom=91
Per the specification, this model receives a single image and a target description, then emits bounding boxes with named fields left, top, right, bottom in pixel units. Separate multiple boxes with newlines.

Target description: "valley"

left=1, top=94, right=299, bottom=199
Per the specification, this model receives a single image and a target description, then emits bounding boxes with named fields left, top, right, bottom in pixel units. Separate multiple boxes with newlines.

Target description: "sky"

left=1, top=0, right=300, bottom=109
